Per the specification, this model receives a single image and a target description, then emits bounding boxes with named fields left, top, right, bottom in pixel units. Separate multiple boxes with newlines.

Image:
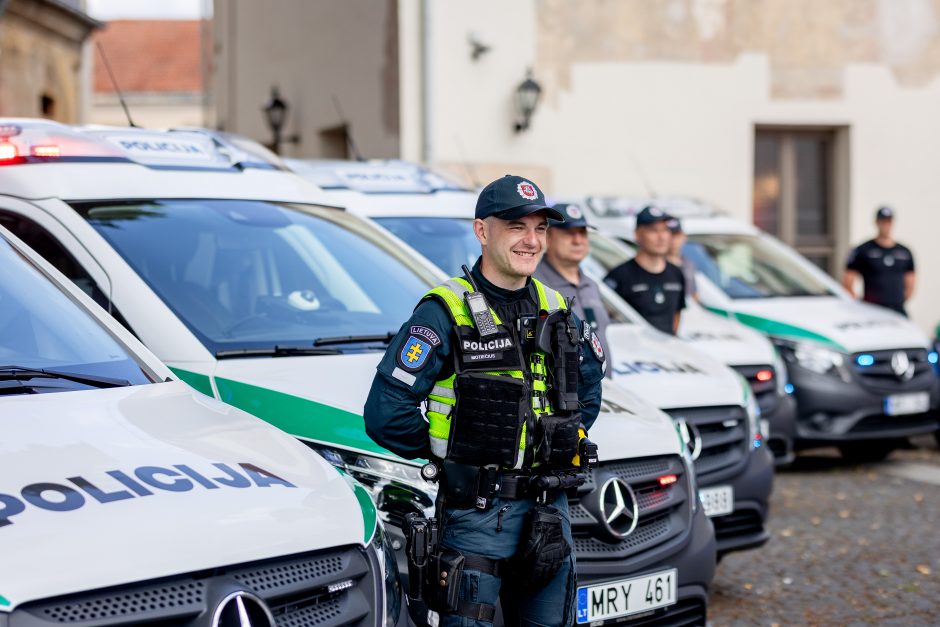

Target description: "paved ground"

left=709, top=435, right=940, bottom=626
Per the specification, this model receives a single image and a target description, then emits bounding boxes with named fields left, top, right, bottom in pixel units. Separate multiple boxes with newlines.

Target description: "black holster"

left=514, top=503, right=571, bottom=593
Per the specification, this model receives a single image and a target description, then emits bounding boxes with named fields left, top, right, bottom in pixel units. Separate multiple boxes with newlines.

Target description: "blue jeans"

left=438, top=492, right=576, bottom=627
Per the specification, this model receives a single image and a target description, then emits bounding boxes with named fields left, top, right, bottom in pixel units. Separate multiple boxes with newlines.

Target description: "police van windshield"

left=375, top=216, right=637, bottom=324
left=77, top=200, right=432, bottom=355
left=685, top=232, right=835, bottom=299
left=375, top=217, right=480, bottom=276
left=0, top=233, right=151, bottom=391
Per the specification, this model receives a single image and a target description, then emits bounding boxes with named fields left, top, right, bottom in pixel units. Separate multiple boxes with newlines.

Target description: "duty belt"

left=496, top=472, right=536, bottom=500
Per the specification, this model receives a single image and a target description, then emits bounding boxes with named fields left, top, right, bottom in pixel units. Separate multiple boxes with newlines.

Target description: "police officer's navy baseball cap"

left=666, top=217, right=683, bottom=233
left=635, top=205, right=672, bottom=227
left=549, top=203, right=589, bottom=229
left=876, top=206, right=894, bottom=220
left=475, top=175, right=565, bottom=221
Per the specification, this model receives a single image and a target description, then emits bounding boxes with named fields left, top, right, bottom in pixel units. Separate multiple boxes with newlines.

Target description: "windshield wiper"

left=312, top=333, right=395, bottom=347
left=215, top=345, right=343, bottom=359
left=0, top=366, right=131, bottom=389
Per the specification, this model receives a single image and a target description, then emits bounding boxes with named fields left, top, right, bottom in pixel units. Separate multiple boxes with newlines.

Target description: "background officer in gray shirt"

left=534, top=203, right=611, bottom=370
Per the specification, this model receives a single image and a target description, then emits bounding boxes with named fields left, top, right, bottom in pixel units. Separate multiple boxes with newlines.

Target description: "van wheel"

left=838, top=442, right=895, bottom=463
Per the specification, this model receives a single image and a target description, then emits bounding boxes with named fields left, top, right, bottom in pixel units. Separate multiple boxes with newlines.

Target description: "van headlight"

left=373, top=521, right=403, bottom=626
left=315, top=447, right=437, bottom=524
left=780, top=340, right=851, bottom=382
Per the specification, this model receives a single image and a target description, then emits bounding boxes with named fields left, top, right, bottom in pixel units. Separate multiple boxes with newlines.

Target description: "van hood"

left=678, top=306, right=777, bottom=367
left=593, top=381, right=683, bottom=460
left=0, top=382, right=370, bottom=610
left=209, top=353, right=681, bottom=463
left=711, top=297, right=931, bottom=353
left=607, top=324, right=747, bottom=409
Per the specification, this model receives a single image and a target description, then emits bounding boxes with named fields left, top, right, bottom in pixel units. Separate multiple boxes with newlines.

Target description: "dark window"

left=753, top=129, right=836, bottom=273
left=0, top=212, right=136, bottom=334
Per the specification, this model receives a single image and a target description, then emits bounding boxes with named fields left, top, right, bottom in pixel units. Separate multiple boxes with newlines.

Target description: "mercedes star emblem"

left=599, top=477, right=639, bottom=540
left=677, top=419, right=703, bottom=461
left=212, top=591, right=275, bottom=627
left=890, top=351, right=914, bottom=381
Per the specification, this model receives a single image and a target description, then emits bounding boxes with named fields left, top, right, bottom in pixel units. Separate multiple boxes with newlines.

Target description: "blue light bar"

left=784, top=383, right=794, bottom=394
left=929, top=351, right=939, bottom=365
left=856, top=354, right=875, bottom=367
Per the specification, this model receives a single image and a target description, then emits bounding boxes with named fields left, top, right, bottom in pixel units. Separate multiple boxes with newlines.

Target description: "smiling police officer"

left=604, top=206, right=686, bottom=335
left=364, top=175, right=604, bottom=627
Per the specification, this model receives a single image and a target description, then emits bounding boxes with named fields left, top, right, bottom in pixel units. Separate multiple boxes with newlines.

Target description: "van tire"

left=837, top=442, right=895, bottom=463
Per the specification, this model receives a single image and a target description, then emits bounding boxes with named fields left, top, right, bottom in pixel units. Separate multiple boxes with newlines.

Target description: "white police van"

left=584, top=196, right=940, bottom=461
left=583, top=229, right=798, bottom=465
left=289, top=159, right=774, bottom=559
left=0, top=223, right=400, bottom=626
left=0, top=121, right=714, bottom=626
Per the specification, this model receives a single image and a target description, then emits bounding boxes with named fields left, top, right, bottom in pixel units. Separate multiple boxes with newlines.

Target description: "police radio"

left=461, top=265, right=498, bottom=337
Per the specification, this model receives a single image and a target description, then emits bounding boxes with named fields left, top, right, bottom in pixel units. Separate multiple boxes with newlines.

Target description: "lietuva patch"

left=398, top=335, right=434, bottom=370
left=410, top=325, right=441, bottom=347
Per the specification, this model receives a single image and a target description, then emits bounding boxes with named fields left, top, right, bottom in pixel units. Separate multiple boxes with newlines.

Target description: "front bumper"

left=704, top=445, right=774, bottom=557
left=788, top=364, right=940, bottom=446
left=575, top=505, right=715, bottom=625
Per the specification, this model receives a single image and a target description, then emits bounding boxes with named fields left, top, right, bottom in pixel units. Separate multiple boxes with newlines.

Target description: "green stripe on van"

left=335, top=468, right=379, bottom=544
left=0, top=595, right=9, bottom=607
left=168, top=367, right=214, bottom=397
left=214, top=377, right=394, bottom=457
left=706, top=307, right=845, bottom=351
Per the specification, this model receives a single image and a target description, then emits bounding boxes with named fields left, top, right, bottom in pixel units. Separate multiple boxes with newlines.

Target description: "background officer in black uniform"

left=364, top=175, right=605, bottom=626
left=604, top=206, right=686, bottom=335
left=842, top=206, right=916, bottom=316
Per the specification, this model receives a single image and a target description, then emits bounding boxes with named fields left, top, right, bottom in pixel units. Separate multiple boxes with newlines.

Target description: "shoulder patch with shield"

left=396, top=325, right=440, bottom=371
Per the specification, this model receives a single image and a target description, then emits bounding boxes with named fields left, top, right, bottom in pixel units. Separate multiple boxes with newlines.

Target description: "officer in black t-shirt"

left=604, top=206, right=686, bottom=335
left=842, top=206, right=916, bottom=316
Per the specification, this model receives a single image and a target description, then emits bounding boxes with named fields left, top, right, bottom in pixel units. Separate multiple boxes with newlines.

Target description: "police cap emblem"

left=517, top=181, right=538, bottom=201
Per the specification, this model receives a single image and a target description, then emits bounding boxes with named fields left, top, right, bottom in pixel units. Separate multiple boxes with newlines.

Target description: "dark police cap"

left=635, top=205, right=672, bottom=227
left=666, top=217, right=682, bottom=233
left=549, top=203, right=589, bottom=229
left=475, top=175, right=564, bottom=221
left=876, top=206, right=894, bottom=220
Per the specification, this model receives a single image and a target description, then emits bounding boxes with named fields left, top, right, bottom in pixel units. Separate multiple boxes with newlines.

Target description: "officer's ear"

left=473, top=218, right=488, bottom=246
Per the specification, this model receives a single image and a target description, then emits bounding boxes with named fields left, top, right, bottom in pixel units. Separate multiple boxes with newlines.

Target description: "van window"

left=0, top=212, right=137, bottom=335
left=375, top=216, right=480, bottom=277
left=0, top=235, right=151, bottom=389
left=686, top=232, right=835, bottom=299
left=0, top=212, right=108, bottom=308
left=76, top=200, right=431, bottom=356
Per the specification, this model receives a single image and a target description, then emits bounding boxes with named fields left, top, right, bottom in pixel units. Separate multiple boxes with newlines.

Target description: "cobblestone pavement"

left=709, top=435, right=940, bottom=626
